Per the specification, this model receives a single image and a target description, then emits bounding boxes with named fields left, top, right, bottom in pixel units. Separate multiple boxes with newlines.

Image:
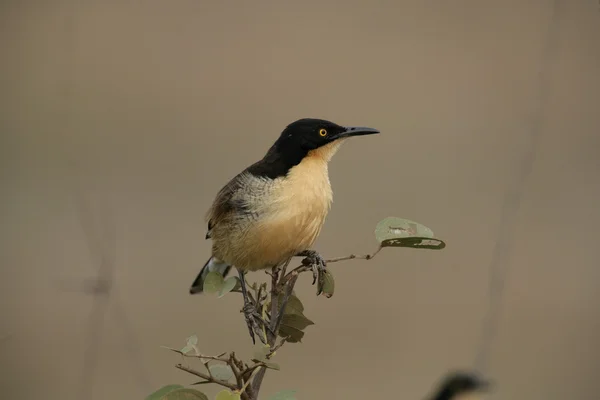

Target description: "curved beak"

left=333, top=126, right=380, bottom=140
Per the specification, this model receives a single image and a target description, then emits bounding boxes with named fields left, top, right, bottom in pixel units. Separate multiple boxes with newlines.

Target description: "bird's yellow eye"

left=319, top=128, right=327, bottom=137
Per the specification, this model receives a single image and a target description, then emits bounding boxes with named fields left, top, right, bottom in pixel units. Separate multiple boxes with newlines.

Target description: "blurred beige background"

left=1, top=1, right=599, bottom=399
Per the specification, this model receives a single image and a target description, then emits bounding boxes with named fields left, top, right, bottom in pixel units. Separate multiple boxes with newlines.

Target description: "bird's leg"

left=296, top=250, right=327, bottom=294
left=237, top=270, right=270, bottom=344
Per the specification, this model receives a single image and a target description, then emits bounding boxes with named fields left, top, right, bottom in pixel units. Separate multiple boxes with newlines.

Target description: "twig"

left=229, top=353, right=245, bottom=393
left=267, top=338, right=287, bottom=358
left=325, top=246, right=382, bottom=263
left=175, top=364, right=238, bottom=391
left=163, top=347, right=229, bottom=363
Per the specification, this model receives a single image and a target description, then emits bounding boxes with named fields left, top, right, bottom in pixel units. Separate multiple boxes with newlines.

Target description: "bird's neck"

left=255, top=138, right=345, bottom=180
left=306, top=139, right=347, bottom=162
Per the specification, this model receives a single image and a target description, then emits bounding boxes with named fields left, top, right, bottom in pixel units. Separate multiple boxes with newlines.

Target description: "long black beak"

left=333, top=126, right=380, bottom=140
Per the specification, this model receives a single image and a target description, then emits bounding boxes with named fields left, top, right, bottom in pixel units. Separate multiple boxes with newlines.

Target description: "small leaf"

left=320, top=270, right=335, bottom=298
left=375, top=217, right=446, bottom=250
left=281, top=314, right=314, bottom=331
left=268, top=389, right=297, bottom=400
left=181, top=345, right=193, bottom=354
left=146, top=384, right=184, bottom=400
left=209, top=364, right=234, bottom=381
left=283, top=294, right=305, bottom=316
left=263, top=362, right=280, bottom=370
left=203, top=271, right=225, bottom=294
left=215, top=389, right=241, bottom=400
left=253, top=343, right=271, bottom=362
left=157, top=387, right=209, bottom=400
left=218, top=276, right=239, bottom=298
left=186, top=335, right=198, bottom=346
left=278, top=325, right=305, bottom=343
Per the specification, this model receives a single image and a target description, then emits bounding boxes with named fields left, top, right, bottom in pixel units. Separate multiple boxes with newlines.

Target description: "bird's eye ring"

left=319, top=128, right=327, bottom=137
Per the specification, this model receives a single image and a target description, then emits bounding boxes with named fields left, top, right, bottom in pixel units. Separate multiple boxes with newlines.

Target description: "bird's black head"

left=277, top=118, right=380, bottom=152
left=249, top=118, right=380, bottom=180
left=431, top=372, right=491, bottom=400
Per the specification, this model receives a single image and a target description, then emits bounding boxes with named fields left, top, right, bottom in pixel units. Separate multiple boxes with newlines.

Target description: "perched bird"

left=427, top=372, right=491, bottom=400
left=188, top=118, right=380, bottom=341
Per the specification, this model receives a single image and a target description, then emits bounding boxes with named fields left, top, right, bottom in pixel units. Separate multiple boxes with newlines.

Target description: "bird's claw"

left=301, top=250, right=327, bottom=295
left=241, top=302, right=274, bottom=345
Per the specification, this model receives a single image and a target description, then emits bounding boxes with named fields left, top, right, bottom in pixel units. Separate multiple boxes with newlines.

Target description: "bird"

left=427, top=371, right=491, bottom=400
left=188, top=118, right=380, bottom=342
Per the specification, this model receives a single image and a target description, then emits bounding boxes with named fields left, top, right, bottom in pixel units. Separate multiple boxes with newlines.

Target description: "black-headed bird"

left=188, top=118, right=380, bottom=342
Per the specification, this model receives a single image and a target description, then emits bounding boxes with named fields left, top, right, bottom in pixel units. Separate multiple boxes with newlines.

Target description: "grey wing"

left=204, top=171, right=258, bottom=239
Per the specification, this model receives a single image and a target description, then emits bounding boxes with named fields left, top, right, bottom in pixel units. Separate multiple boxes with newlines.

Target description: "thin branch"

left=267, top=338, right=287, bottom=358
left=279, top=257, right=292, bottom=282
left=163, top=347, right=230, bottom=363
left=229, top=353, right=244, bottom=392
left=325, top=246, right=382, bottom=263
left=175, top=364, right=238, bottom=391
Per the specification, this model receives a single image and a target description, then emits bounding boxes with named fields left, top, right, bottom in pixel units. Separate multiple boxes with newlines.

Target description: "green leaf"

left=278, top=325, right=305, bottom=343
left=283, top=294, right=305, bottom=316
left=186, top=335, right=198, bottom=346
left=263, top=362, right=280, bottom=370
left=268, top=390, right=297, bottom=400
left=149, top=387, right=209, bottom=400
left=181, top=345, right=193, bottom=354
left=375, top=217, right=446, bottom=250
left=218, top=276, right=239, bottom=298
left=215, top=389, right=241, bottom=400
left=209, top=364, right=234, bottom=381
left=253, top=343, right=271, bottom=361
left=203, top=271, right=225, bottom=294
left=146, top=384, right=184, bottom=400
left=320, top=270, right=335, bottom=298
left=281, top=314, right=314, bottom=331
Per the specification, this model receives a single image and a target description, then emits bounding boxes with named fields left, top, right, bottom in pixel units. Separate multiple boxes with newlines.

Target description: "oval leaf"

left=281, top=314, right=314, bottom=331
left=218, top=276, right=239, bottom=298
left=253, top=343, right=271, bottom=361
left=203, top=271, right=225, bottom=294
left=278, top=325, right=305, bottom=343
left=283, top=294, right=305, bottom=315
left=375, top=217, right=446, bottom=250
left=263, top=361, right=280, bottom=370
left=215, top=390, right=241, bottom=400
left=146, top=384, right=184, bottom=400
left=209, top=364, right=234, bottom=382
left=161, top=388, right=209, bottom=400
left=180, top=345, right=193, bottom=354
left=268, top=390, right=297, bottom=400
left=320, top=270, right=335, bottom=298
left=186, top=335, right=198, bottom=346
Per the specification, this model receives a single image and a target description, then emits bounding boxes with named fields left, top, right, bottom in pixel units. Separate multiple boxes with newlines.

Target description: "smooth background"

left=1, top=1, right=599, bottom=399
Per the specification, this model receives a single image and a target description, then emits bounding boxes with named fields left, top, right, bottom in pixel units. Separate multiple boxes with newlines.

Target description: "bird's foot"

left=299, top=250, right=328, bottom=295
left=241, top=301, right=275, bottom=345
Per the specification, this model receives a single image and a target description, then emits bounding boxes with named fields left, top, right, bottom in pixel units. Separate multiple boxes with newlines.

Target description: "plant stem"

left=175, top=364, right=238, bottom=391
left=249, top=267, right=300, bottom=399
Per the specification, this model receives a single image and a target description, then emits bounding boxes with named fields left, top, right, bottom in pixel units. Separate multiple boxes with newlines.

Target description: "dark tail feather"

left=189, top=256, right=233, bottom=294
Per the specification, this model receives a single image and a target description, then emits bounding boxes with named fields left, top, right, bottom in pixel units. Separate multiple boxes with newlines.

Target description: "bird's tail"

left=189, top=256, right=233, bottom=294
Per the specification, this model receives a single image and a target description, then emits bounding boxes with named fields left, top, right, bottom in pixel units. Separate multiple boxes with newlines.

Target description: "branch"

left=325, top=246, right=382, bottom=263
left=250, top=265, right=300, bottom=399
left=175, top=364, right=238, bottom=391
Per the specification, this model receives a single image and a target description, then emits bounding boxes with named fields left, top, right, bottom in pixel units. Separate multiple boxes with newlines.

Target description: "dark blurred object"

left=428, top=371, right=492, bottom=400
